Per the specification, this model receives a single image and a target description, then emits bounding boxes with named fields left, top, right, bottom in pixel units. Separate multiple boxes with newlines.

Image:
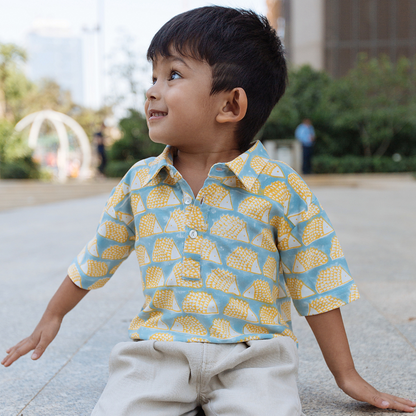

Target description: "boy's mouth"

left=148, top=110, right=168, bottom=120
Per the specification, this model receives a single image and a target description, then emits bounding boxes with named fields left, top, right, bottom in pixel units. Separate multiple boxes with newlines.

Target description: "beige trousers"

left=91, top=337, right=304, bottom=416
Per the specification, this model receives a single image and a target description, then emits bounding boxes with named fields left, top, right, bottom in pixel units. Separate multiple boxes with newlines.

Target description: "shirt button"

left=189, top=230, right=198, bottom=239
left=184, top=197, right=192, bottom=205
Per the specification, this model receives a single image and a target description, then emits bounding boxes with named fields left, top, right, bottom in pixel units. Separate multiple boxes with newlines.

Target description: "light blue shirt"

left=68, top=141, right=358, bottom=344
left=295, top=123, right=315, bottom=147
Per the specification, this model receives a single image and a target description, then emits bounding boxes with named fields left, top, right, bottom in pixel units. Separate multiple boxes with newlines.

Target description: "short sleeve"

left=276, top=171, right=359, bottom=316
left=68, top=177, right=136, bottom=290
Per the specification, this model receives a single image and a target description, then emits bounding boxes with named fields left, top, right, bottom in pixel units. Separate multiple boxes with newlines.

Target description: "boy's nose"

left=146, top=83, right=160, bottom=100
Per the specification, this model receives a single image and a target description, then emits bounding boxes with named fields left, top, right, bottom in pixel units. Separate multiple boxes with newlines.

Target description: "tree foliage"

left=263, top=56, right=416, bottom=158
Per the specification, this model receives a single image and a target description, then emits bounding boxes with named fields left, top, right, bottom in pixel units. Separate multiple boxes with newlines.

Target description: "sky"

left=0, top=0, right=267, bottom=115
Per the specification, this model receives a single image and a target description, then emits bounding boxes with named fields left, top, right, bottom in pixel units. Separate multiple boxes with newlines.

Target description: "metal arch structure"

left=15, top=110, right=92, bottom=181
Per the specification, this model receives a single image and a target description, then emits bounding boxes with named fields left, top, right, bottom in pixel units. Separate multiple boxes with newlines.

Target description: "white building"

left=27, top=20, right=84, bottom=104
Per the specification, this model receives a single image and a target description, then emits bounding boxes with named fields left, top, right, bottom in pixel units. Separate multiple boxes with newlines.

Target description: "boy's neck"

left=172, top=140, right=242, bottom=197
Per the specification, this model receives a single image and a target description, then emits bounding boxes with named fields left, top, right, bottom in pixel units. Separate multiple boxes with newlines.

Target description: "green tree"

left=0, top=43, right=30, bottom=122
left=321, top=54, right=416, bottom=157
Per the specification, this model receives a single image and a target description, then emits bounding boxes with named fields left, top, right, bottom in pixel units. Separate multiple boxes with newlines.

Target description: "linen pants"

left=91, top=337, right=304, bottom=416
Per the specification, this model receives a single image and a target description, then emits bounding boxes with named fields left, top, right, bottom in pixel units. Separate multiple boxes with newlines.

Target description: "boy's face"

left=145, top=51, right=224, bottom=149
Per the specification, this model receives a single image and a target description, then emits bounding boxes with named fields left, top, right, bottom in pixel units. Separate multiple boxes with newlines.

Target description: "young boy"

left=2, top=6, right=415, bottom=415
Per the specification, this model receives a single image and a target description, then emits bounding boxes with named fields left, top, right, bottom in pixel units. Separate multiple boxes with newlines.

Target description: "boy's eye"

left=169, top=71, right=181, bottom=81
left=151, top=77, right=157, bottom=85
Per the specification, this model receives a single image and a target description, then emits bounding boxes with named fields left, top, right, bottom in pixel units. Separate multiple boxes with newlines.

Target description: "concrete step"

left=0, top=179, right=119, bottom=212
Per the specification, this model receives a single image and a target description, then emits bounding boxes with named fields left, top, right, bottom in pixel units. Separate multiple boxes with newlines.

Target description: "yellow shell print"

left=349, top=283, right=360, bottom=303
left=330, top=236, right=344, bottom=260
left=250, top=156, right=267, bottom=174
left=270, top=216, right=292, bottom=241
left=226, top=152, right=248, bottom=175
left=263, top=181, right=291, bottom=215
left=287, top=203, right=321, bottom=226
left=149, top=333, right=174, bottom=341
left=226, top=247, right=261, bottom=274
left=237, top=176, right=261, bottom=194
left=147, top=185, right=181, bottom=209
left=182, top=291, right=218, bottom=314
left=243, top=324, right=269, bottom=334
left=101, top=245, right=130, bottom=260
left=187, top=338, right=209, bottom=343
left=277, top=233, right=302, bottom=251
left=209, top=318, right=240, bottom=339
left=293, top=248, right=328, bottom=273
left=116, top=211, right=134, bottom=226
left=198, top=184, right=233, bottom=210
left=131, top=168, right=150, bottom=190
left=139, top=213, right=163, bottom=238
left=165, top=263, right=203, bottom=288
left=164, top=171, right=182, bottom=186
left=185, top=205, right=208, bottom=232
left=145, top=267, right=165, bottom=288
left=281, top=300, right=291, bottom=322
left=184, top=237, right=222, bottom=264
left=88, top=277, right=111, bottom=290
left=171, top=316, right=207, bottom=335
left=109, top=264, right=121, bottom=274
left=87, top=238, right=99, bottom=258
left=223, top=298, right=258, bottom=322
left=302, top=217, right=333, bottom=246
left=280, top=328, right=297, bottom=342
left=263, top=256, right=277, bottom=282
left=135, top=245, right=151, bottom=266
left=144, top=311, right=169, bottom=330
left=308, top=296, right=345, bottom=315
left=80, top=260, right=108, bottom=277
left=182, top=257, right=201, bottom=280
left=68, top=264, right=82, bottom=286
left=143, top=295, right=153, bottom=312
left=106, top=181, right=130, bottom=217
left=286, top=278, right=315, bottom=300
left=153, top=290, right=181, bottom=312
left=130, top=194, right=146, bottom=216
left=98, top=221, right=129, bottom=244
left=251, top=229, right=277, bottom=252
left=165, top=209, right=186, bottom=233
left=243, top=280, right=274, bottom=304
left=238, top=196, right=272, bottom=224
left=316, top=266, right=352, bottom=293
left=129, top=316, right=145, bottom=330
left=206, top=269, right=240, bottom=295
left=211, top=215, right=249, bottom=243
left=152, top=238, right=181, bottom=262
left=260, top=306, right=284, bottom=326
left=288, top=173, right=312, bottom=205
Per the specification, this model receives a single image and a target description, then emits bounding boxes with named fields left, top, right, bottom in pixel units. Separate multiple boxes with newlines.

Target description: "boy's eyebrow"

left=168, top=55, right=191, bottom=68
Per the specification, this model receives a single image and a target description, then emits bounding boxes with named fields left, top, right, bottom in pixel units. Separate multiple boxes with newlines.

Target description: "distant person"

left=94, top=130, right=107, bottom=176
left=3, top=6, right=415, bottom=416
left=295, top=118, right=315, bottom=174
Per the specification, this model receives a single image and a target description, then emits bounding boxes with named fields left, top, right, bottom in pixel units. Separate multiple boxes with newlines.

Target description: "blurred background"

left=0, top=0, right=415, bottom=183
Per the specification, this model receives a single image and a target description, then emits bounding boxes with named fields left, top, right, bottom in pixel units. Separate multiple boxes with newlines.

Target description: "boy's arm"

left=305, top=308, right=416, bottom=413
left=2, top=275, right=88, bottom=367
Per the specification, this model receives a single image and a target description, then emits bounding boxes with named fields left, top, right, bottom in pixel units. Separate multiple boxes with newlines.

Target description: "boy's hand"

left=306, top=308, right=415, bottom=413
left=2, top=275, right=88, bottom=368
left=336, top=368, right=416, bottom=413
left=2, top=314, right=62, bottom=367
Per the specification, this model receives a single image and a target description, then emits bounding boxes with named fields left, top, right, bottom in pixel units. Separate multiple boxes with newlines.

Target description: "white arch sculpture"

left=15, top=110, right=92, bottom=182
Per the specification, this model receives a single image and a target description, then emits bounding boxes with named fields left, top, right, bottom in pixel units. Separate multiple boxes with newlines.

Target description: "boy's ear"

left=216, top=88, right=248, bottom=124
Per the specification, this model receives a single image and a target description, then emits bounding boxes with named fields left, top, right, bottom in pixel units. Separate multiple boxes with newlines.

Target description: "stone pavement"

left=0, top=175, right=415, bottom=416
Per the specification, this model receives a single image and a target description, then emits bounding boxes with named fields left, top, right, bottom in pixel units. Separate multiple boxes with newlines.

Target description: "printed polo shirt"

left=68, top=141, right=359, bottom=344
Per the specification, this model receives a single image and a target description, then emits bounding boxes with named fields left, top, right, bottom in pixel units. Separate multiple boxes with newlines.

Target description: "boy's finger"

left=372, top=395, right=415, bottom=413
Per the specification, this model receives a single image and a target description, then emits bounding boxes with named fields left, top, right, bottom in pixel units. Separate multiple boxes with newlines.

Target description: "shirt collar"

left=142, top=140, right=271, bottom=191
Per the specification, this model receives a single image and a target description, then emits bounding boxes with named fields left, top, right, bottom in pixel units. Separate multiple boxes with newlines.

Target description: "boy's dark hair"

left=147, top=6, right=287, bottom=151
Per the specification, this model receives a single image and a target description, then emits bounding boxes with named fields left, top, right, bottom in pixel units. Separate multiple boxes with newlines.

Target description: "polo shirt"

left=68, top=141, right=359, bottom=344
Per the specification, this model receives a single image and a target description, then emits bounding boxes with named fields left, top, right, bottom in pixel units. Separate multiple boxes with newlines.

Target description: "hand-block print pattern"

left=68, top=141, right=358, bottom=344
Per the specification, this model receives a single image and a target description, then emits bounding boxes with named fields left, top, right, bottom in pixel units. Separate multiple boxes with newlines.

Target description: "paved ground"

left=0, top=175, right=415, bottom=415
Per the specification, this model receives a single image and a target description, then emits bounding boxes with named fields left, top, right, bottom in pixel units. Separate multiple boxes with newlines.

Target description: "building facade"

left=280, top=0, right=416, bottom=77
left=27, top=20, right=84, bottom=104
